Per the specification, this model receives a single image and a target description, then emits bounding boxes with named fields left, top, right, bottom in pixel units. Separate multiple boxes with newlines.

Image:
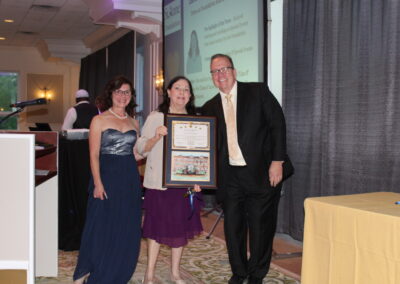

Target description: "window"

left=0, top=72, right=18, bottom=129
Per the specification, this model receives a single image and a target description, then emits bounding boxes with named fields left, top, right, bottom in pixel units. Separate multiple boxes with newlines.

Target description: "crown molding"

left=83, top=26, right=131, bottom=53
left=83, top=0, right=162, bottom=39
left=36, top=39, right=90, bottom=63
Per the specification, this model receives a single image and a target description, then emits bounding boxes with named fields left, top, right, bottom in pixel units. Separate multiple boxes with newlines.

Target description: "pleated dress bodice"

left=100, top=128, right=136, bottom=156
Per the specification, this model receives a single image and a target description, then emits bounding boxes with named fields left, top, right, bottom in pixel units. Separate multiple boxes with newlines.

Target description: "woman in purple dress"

left=137, top=76, right=203, bottom=284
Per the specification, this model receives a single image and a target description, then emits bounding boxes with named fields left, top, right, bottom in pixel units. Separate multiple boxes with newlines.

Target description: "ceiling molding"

left=115, top=21, right=161, bottom=39
left=83, top=26, right=131, bottom=53
left=37, top=39, right=91, bottom=63
left=36, top=39, right=53, bottom=61
left=113, top=0, right=162, bottom=14
left=131, top=11, right=162, bottom=24
left=84, top=0, right=162, bottom=39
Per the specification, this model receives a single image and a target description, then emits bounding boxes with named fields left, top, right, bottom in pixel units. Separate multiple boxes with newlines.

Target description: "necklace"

left=109, top=108, right=128, bottom=119
left=169, top=107, right=187, bottom=114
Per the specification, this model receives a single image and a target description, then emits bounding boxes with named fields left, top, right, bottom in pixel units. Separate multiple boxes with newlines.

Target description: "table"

left=302, top=192, right=400, bottom=284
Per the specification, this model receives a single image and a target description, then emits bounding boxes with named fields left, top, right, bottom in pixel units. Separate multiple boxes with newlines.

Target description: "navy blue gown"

left=73, top=129, right=142, bottom=284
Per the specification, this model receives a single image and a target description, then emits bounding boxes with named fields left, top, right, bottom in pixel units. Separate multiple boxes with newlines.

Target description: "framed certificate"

left=162, top=114, right=217, bottom=188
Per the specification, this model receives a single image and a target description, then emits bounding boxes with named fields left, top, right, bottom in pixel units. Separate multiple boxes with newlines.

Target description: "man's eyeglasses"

left=114, top=89, right=131, bottom=96
left=210, top=66, right=233, bottom=75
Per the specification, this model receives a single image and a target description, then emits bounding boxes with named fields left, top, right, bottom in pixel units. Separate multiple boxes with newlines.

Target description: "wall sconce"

left=154, top=71, right=164, bottom=94
left=39, top=87, right=53, bottom=102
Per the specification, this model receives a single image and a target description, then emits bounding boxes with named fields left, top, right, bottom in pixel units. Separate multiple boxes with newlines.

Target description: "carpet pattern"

left=35, top=235, right=299, bottom=284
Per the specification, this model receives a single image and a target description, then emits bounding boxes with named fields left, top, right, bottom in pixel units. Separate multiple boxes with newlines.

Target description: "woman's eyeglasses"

left=114, top=89, right=131, bottom=96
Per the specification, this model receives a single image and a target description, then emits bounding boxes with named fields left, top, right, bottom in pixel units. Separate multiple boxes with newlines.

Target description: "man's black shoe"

left=228, top=275, right=247, bottom=284
left=247, top=276, right=263, bottom=284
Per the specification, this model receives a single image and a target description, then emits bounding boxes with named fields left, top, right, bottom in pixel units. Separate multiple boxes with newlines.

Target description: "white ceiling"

left=0, top=0, right=162, bottom=62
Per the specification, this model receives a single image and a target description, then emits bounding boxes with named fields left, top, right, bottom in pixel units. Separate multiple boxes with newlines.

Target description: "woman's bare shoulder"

left=91, top=111, right=113, bottom=131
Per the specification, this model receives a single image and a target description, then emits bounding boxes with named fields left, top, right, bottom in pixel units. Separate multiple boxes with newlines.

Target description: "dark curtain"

left=78, top=55, right=89, bottom=97
left=79, top=47, right=107, bottom=102
left=58, top=138, right=91, bottom=250
left=107, top=31, right=135, bottom=82
left=278, top=0, right=400, bottom=241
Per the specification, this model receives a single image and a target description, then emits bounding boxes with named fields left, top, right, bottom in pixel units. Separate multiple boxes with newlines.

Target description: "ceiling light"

left=4, top=19, right=14, bottom=23
left=0, top=37, right=6, bottom=40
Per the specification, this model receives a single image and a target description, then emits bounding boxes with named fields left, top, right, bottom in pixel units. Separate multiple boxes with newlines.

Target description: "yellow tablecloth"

left=301, top=192, right=400, bottom=284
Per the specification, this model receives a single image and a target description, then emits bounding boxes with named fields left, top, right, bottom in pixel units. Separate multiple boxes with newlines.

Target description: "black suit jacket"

left=201, top=81, right=286, bottom=200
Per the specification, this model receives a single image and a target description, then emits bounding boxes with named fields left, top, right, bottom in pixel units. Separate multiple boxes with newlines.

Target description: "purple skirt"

left=142, top=188, right=203, bottom=248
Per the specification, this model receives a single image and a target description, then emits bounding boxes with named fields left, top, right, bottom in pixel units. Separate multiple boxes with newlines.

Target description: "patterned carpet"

left=36, top=235, right=299, bottom=284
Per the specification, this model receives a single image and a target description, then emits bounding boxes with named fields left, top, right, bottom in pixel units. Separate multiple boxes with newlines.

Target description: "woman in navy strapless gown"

left=73, top=76, right=142, bottom=284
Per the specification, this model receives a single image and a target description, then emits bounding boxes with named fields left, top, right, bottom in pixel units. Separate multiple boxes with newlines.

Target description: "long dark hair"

left=158, top=76, right=196, bottom=115
left=98, top=75, right=137, bottom=117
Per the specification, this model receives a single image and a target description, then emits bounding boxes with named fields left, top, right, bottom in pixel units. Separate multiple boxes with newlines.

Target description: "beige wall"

left=26, top=74, right=64, bottom=123
left=0, top=46, right=80, bottom=131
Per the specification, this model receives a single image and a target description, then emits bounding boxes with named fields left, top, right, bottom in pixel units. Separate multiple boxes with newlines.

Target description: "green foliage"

left=0, top=117, right=17, bottom=129
left=0, top=72, right=18, bottom=111
left=0, top=72, right=18, bottom=129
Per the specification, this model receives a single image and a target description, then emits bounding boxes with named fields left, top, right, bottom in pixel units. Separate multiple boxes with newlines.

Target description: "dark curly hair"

left=97, top=75, right=137, bottom=117
left=158, top=76, right=196, bottom=115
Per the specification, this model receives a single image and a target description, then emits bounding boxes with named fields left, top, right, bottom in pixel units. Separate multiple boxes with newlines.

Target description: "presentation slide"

left=164, top=0, right=264, bottom=106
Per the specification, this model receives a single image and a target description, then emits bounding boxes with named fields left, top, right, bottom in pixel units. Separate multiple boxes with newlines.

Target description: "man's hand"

left=269, top=161, right=283, bottom=187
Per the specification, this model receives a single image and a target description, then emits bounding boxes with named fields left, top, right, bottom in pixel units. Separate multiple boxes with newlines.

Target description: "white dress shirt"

left=61, top=101, right=90, bottom=131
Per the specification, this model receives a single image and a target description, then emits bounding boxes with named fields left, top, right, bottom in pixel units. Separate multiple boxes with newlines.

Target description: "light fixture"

left=39, top=87, right=53, bottom=102
left=0, top=37, right=5, bottom=40
left=4, top=19, right=14, bottom=23
left=154, top=71, right=164, bottom=94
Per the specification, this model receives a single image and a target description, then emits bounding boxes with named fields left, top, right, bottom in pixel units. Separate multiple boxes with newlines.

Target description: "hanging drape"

left=79, top=31, right=135, bottom=102
left=107, top=32, right=135, bottom=81
left=278, top=0, right=400, bottom=241
left=79, top=47, right=107, bottom=102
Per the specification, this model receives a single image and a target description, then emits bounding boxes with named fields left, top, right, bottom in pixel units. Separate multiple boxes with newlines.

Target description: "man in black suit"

left=202, top=54, right=287, bottom=284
